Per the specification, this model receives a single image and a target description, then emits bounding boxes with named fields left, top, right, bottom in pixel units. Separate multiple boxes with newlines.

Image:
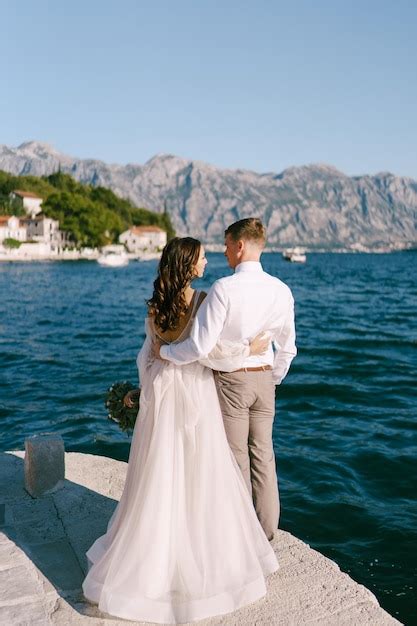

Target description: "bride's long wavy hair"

left=147, top=237, right=201, bottom=332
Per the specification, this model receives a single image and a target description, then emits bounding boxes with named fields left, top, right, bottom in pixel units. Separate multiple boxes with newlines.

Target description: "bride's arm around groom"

left=159, top=276, right=295, bottom=381
left=159, top=229, right=296, bottom=386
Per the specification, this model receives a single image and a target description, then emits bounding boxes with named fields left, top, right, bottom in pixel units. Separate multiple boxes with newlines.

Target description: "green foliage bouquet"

left=105, top=381, right=140, bottom=432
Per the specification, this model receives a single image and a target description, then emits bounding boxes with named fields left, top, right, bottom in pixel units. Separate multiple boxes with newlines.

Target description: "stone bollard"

left=24, top=434, right=65, bottom=497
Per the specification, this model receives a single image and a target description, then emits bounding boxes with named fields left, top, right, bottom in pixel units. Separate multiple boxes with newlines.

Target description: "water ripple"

left=1, top=252, right=416, bottom=623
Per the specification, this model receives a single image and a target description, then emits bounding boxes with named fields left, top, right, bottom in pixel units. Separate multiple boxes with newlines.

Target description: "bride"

left=82, top=237, right=278, bottom=624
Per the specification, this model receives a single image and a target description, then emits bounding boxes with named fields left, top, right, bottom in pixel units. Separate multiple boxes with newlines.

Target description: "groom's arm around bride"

left=159, top=218, right=297, bottom=540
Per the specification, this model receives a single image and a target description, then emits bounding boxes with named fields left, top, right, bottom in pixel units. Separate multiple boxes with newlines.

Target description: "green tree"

left=0, top=168, right=175, bottom=246
left=3, top=238, right=21, bottom=248
left=0, top=193, right=26, bottom=216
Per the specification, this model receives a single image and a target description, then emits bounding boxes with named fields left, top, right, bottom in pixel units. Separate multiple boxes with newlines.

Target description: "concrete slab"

left=0, top=562, right=42, bottom=603
left=25, top=539, right=85, bottom=591
left=0, top=451, right=401, bottom=625
left=0, top=451, right=26, bottom=500
left=12, top=497, right=58, bottom=523
left=14, top=514, right=66, bottom=545
left=0, top=598, right=50, bottom=626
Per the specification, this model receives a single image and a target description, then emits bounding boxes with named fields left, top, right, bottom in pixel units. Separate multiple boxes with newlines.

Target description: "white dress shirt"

left=160, top=261, right=297, bottom=384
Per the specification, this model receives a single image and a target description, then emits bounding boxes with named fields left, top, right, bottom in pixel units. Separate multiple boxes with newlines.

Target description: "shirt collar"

left=235, top=261, right=263, bottom=273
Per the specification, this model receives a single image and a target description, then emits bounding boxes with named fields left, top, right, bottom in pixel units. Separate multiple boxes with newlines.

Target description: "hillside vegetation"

left=0, top=170, right=174, bottom=247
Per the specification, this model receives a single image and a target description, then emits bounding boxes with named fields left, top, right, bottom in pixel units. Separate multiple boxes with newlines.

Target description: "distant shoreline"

left=206, top=243, right=417, bottom=254
left=0, top=248, right=161, bottom=263
left=0, top=245, right=415, bottom=262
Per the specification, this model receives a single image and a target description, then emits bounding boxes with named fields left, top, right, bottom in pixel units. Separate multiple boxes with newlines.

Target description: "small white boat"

left=282, top=247, right=307, bottom=263
left=97, top=245, right=129, bottom=267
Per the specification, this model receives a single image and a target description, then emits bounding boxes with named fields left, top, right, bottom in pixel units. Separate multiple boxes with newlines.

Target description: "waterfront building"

left=119, top=225, right=167, bottom=253
left=0, top=213, right=69, bottom=254
left=9, top=190, right=43, bottom=217
left=0, top=215, right=27, bottom=243
left=23, top=214, right=66, bottom=249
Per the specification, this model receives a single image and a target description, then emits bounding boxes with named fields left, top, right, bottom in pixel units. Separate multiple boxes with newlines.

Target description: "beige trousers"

left=214, top=369, right=279, bottom=540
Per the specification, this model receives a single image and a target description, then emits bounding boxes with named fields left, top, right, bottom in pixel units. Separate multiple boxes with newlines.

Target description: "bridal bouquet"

left=105, top=381, right=140, bottom=432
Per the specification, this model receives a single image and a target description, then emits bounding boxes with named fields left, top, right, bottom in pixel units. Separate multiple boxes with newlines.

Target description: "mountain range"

left=1, top=141, right=416, bottom=249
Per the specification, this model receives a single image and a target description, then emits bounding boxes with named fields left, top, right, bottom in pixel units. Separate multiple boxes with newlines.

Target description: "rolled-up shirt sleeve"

left=160, top=282, right=228, bottom=365
left=272, top=293, right=297, bottom=384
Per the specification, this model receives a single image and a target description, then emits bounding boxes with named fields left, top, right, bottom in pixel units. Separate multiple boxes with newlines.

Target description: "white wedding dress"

left=83, top=292, right=278, bottom=624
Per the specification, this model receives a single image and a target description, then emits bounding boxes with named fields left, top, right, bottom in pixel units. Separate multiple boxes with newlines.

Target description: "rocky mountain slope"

left=1, top=141, right=416, bottom=248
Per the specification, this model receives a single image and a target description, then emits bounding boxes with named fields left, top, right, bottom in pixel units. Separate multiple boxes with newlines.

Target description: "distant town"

left=0, top=190, right=167, bottom=262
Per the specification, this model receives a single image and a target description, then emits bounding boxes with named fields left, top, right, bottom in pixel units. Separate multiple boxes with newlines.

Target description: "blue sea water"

left=0, top=252, right=416, bottom=624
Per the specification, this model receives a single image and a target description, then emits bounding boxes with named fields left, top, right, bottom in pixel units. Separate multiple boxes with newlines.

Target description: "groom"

left=158, top=218, right=296, bottom=540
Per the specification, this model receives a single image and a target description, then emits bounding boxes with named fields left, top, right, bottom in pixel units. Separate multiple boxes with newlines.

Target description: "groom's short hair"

left=225, top=218, right=266, bottom=246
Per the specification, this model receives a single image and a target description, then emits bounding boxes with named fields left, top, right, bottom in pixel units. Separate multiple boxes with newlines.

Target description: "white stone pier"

left=0, top=451, right=401, bottom=625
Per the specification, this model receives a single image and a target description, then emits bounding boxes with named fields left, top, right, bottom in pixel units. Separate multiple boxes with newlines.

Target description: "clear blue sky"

left=1, top=0, right=416, bottom=177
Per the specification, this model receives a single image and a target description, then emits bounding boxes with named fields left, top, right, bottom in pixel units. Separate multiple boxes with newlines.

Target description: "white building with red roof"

left=1, top=189, right=68, bottom=251
left=0, top=215, right=27, bottom=243
left=119, top=225, right=167, bottom=253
